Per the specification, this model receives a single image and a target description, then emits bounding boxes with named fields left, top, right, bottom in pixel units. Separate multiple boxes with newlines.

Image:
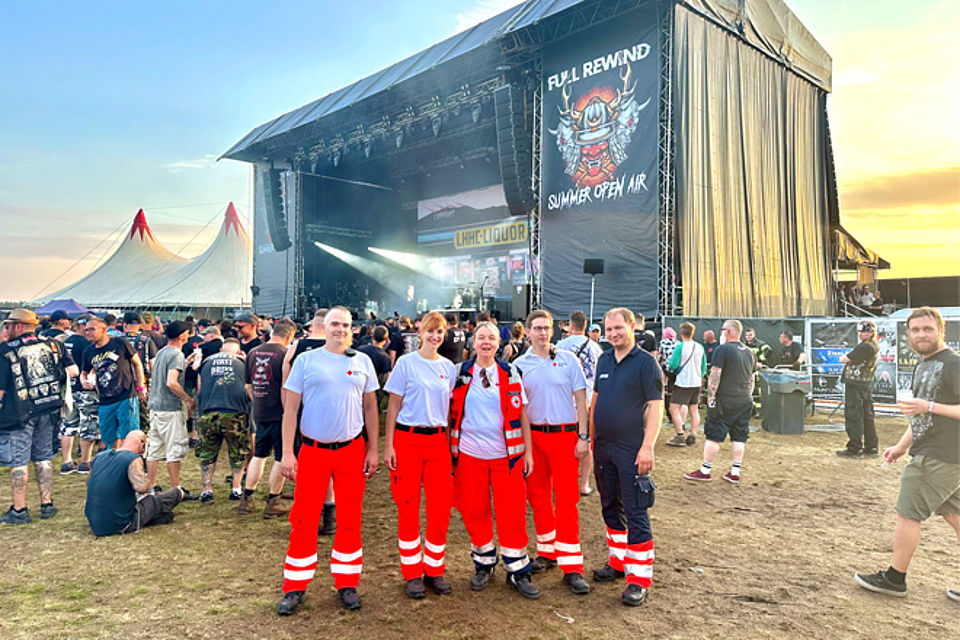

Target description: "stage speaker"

left=583, top=259, right=605, bottom=275
left=511, top=284, right=530, bottom=320
left=494, top=85, right=535, bottom=216
left=265, top=169, right=292, bottom=252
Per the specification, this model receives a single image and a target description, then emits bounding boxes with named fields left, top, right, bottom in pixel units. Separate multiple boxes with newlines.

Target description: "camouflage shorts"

left=59, top=390, right=100, bottom=440
left=138, top=395, right=151, bottom=435
left=196, top=411, right=250, bottom=467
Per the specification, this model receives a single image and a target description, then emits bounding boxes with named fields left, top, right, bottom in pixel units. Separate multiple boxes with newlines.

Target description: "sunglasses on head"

left=479, top=367, right=491, bottom=388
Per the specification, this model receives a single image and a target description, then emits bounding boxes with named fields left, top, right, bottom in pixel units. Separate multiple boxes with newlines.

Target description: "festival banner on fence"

left=540, top=2, right=659, bottom=316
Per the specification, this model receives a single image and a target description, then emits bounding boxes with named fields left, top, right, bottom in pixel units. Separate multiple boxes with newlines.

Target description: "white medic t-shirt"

left=459, top=362, right=527, bottom=460
left=284, top=347, right=379, bottom=442
left=384, top=351, right=456, bottom=427
left=514, top=349, right=587, bottom=425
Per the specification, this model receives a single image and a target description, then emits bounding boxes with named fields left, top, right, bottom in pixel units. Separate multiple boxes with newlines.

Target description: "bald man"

left=84, top=430, right=184, bottom=536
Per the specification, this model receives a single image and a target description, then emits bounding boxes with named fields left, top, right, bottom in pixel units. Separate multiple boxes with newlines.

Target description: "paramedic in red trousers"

left=449, top=321, right=539, bottom=599
left=514, top=310, right=591, bottom=595
left=590, top=307, right=663, bottom=606
left=275, top=307, right=380, bottom=614
left=382, top=311, right=457, bottom=600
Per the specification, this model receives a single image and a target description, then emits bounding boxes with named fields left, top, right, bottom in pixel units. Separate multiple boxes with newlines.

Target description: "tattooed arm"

left=706, top=366, right=722, bottom=402
left=127, top=457, right=151, bottom=494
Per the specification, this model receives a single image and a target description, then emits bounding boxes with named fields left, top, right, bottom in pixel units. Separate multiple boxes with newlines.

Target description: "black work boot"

left=319, top=503, right=337, bottom=535
left=277, top=590, right=304, bottom=616
left=506, top=572, right=540, bottom=600
left=470, top=566, right=495, bottom=591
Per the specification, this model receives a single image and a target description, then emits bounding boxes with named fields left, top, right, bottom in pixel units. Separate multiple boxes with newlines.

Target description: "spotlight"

left=432, top=116, right=442, bottom=137
left=471, top=102, right=481, bottom=123
left=368, top=246, right=437, bottom=278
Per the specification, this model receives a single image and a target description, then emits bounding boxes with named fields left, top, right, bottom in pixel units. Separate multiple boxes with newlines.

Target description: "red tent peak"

left=223, top=202, right=245, bottom=236
left=129, top=209, right=155, bottom=241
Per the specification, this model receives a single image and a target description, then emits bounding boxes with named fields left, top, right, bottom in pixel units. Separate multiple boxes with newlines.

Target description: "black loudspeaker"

left=511, top=284, right=530, bottom=320
left=494, top=85, right=535, bottom=216
left=583, top=259, right=605, bottom=275
left=265, top=168, right=292, bottom=252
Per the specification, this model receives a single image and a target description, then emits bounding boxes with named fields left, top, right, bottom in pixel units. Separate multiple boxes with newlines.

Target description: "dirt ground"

left=0, top=413, right=957, bottom=640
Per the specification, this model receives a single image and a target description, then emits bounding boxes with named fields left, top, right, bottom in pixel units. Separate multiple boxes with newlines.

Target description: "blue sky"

left=0, top=0, right=957, bottom=301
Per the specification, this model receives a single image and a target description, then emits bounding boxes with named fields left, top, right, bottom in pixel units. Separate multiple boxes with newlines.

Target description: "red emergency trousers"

left=526, top=427, right=583, bottom=574
left=454, top=452, right=530, bottom=574
left=282, top=437, right=365, bottom=592
left=390, top=426, right=453, bottom=579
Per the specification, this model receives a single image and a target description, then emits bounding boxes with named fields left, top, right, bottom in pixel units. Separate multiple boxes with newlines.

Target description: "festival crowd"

left=0, top=304, right=956, bottom=611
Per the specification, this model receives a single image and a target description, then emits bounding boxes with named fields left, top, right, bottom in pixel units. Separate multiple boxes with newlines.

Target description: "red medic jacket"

left=449, top=358, right=525, bottom=468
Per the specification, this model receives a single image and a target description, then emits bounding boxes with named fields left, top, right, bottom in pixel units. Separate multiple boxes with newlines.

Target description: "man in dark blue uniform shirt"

left=589, top=307, right=663, bottom=607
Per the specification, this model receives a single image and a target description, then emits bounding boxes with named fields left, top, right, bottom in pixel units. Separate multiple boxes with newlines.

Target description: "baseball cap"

left=5, top=308, right=39, bottom=325
left=857, top=320, right=876, bottom=333
left=123, top=311, right=141, bottom=324
left=235, top=311, right=259, bottom=325
left=588, top=323, right=601, bottom=332
left=50, top=310, right=70, bottom=322
left=164, top=320, right=191, bottom=339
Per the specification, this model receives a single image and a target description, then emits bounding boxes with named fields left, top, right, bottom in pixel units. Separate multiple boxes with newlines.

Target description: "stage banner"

left=540, top=2, right=660, bottom=317
left=808, top=318, right=897, bottom=404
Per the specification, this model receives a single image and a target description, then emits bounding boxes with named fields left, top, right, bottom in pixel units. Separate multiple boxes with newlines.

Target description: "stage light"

left=314, top=241, right=413, bottom=295
left=367, top=246, right=437, bottom=279
left=432, top=116, right=442, bottom=137
left=471, top=102, right=482, bottom=123
left=364, top=140, right=372, bottom=158
left=332, top=150, right=341, bottom=167
left=395, top=130, right=404, bottom=148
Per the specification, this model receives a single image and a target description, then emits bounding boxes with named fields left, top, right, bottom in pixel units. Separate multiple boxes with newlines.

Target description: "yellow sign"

left=454, top=220, right=528, bottom=249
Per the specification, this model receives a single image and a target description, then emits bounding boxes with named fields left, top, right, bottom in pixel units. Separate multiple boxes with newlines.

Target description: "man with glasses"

left=84, top=430, right=184, bottom=536
left=837, top=320, right=880, bottom=458
left=515, top=310, right=591, bottom=595
left=684, top=319, right=756, bottom=485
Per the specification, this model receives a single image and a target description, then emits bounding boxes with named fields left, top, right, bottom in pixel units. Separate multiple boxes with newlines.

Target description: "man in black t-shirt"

left=241, top=320, right=295, bottom=518
left=855, top=307, right=960, bottom=600
left=837, top=320, right=880, bottom=457
left=632, top=312, right=658, bottom=356
left=358, top=326, right=393, bottom=413
left=235, top=311, right=262, bottom=355
left=438, top=313, right=466, bottom=364
left=81, top=317, right=146, bottom=450
left=60, top=322, right=100, bottom=474
left=685, top=319, right=756, bottom=484
left=776, top=331, right=805, bottom=369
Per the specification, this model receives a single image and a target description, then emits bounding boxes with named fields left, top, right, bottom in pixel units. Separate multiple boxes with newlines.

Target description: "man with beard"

left=855, top=307, right=960, bottom=602
left=0, top=309, right=77, bottom=524
left=235, top=312, right=262, bottom=356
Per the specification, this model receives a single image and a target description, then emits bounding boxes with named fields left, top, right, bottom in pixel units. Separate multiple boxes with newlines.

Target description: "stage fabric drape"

left=674, top=6, right=833, bottom=318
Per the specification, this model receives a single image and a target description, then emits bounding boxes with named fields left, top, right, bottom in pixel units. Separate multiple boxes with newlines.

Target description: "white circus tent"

left=138, top=202, right=252, bottom=308
left=35, top=204, right=251, bottom=310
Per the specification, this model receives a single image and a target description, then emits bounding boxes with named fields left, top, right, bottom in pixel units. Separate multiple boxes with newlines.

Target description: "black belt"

left=396, top=424, right=447, bottom=435
left=530, top=424, right=578, bottom=434
left=301, top=433, right=362, bottom=450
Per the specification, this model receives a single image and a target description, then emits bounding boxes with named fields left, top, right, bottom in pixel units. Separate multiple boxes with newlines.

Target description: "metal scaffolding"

left=657, top=0, right=677, bottom=318
left=529, top=58, right=543, bottom=310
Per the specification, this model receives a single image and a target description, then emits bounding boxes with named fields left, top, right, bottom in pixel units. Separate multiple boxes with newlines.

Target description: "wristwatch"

left=578, top=432, right=590, bottom=442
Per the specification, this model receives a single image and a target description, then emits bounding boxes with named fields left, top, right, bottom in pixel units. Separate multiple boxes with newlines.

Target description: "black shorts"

left=254, top=420, right=283, bottom=461
left=703, top=397, right=753, bottom=443
left=670, top=386, right=701, bottom=406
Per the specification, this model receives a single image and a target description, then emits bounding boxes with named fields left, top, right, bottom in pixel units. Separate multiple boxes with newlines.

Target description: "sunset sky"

left=0, top=0, right=956, bottom=303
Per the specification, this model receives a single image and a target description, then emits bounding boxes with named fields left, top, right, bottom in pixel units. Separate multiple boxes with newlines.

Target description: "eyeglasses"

left=479, top=367, right=491, bottom=388
left=529, top=326, right=551, bottom=333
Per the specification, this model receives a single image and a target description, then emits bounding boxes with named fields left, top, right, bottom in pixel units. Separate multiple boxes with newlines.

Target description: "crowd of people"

left=0, top=303, right=956, bottom=611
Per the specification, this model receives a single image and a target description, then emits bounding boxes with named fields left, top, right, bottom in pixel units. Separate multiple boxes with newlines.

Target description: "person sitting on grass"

left=84, top=430, right=184, bottom=536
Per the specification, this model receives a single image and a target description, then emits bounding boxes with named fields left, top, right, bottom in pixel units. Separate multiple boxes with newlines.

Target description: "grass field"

left=0, top=412, right=957, bottom=639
